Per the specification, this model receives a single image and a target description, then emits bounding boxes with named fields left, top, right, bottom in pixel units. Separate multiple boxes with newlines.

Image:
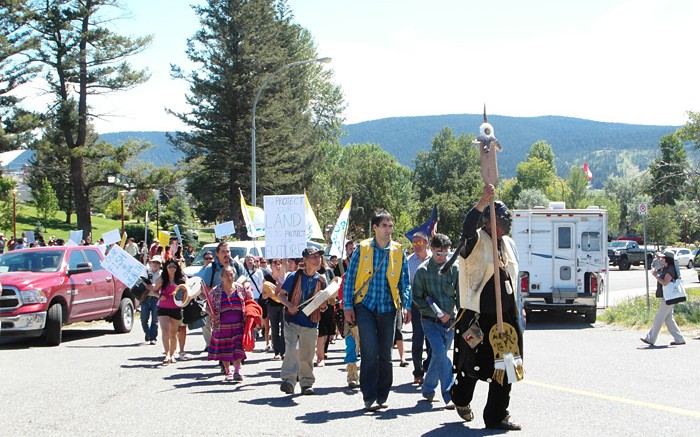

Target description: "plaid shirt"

left=342, top=238, right=411, bottom=313
left=412, top=257, right=458, bottom=319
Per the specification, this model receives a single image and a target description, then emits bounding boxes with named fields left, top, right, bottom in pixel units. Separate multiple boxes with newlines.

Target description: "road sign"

left=639, top=202, right=649, bottom=215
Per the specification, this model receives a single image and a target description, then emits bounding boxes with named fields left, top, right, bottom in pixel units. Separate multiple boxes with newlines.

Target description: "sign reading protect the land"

left=264, top=194, right=307, bottom=259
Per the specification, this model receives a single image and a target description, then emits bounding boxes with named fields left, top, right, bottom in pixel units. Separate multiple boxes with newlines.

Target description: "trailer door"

left=552, top=223, right=577, bottom=300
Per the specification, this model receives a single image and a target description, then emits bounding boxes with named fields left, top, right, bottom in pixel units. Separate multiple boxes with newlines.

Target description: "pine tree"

left=647, top=134, right=687, bottom=206
left=29, top=0, right=152, bottom=236
left=169, top=0, right=344, bottom=227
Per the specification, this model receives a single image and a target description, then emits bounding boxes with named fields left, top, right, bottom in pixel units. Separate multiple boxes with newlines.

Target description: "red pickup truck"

left=0, top=245, right=135, bottom=346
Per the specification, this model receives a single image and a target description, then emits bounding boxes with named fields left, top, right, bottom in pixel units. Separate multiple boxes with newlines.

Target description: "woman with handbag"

left=205, top=265, right=253, bottom=382
left=641, top=251, right=686, bottom=346
left=157, top=259, right=187, bottom=364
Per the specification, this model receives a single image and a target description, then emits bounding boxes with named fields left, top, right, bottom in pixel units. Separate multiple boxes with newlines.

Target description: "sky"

left=40, top=0, right=699, bottom=134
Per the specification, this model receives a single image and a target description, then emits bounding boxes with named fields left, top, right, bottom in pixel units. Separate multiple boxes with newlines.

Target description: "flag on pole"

left=305, top=192, right=324, bottom=241
left=329, top=197, right=352, bottom=258
left=583, top=162, right=592, bottom=181
left=405, top=203, right=438, bottom=241
left=240, top=189, right=264, bottom=238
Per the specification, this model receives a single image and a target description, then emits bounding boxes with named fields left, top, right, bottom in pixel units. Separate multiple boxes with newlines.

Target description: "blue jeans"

left=421, top=318, right=455, bottom=402
left=140, top=297, right=159, bottom=342
left=411, top=303, right=431, bottom=377
left=355, top=303, right=397, bottom=404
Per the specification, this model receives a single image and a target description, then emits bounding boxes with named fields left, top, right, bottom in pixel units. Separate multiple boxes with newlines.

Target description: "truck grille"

left=1, top=286, right=21, bottom=311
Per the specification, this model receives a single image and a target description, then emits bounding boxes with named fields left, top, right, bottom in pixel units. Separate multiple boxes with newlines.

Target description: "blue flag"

left=405, top=203, right=438, bottom=241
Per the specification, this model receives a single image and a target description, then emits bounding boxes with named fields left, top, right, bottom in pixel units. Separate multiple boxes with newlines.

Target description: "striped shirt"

left=342, top=238, right=411, bottom=313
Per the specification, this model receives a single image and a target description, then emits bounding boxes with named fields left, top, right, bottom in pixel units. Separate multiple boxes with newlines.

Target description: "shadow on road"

left=0, top=328, right=118, bottom=349
left=524, top=311, right=596, bottom=330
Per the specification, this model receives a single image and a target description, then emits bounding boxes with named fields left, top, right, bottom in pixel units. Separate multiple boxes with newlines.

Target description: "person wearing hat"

left=140, top=255, right=163, bottom=345
left=641, top=251, right=686, bottom=346
left=0, top=233, right=5, bottom=254
left=277, top=246, right=329, bottom=395
left=447, top=184, right=523, bottom=431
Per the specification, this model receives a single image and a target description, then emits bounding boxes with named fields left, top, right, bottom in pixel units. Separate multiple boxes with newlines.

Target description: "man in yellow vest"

left=343, top=209, right=411, bottom=412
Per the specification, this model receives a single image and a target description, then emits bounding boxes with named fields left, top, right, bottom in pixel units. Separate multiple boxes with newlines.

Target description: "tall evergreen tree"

left=29, top=0, right=152, bottom=236
left=169, top=0, right=344, bottom=227
left=646, top=133, right=687, bottom=206
left=0, top=0, right=41, bottom=153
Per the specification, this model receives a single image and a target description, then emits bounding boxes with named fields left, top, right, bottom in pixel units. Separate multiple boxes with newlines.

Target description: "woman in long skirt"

left=207, top=265, right=252, bottom=381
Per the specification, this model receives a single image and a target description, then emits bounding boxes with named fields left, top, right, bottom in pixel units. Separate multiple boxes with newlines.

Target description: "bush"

left=601, top=294, right=700, bottom=328
left=124, top=224, right=153, bottom=243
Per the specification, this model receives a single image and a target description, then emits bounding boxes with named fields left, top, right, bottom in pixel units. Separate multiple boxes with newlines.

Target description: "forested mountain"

left=99, top=114, right=684, bottom=189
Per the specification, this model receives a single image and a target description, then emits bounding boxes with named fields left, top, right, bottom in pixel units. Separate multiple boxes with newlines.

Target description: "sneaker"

left=456, top=404, right=474, bottom=421
left=377, top=399, right=388, bottom=409
left=445, top=401, right=456, bottom=410
left=640, top=337, right=654, bottom=346
left=272, top=354, right=282, bottom=361
left=348, top=380, right=358, bottom=388
left=301, top=386, right=315, bottom=395
left=178, top=352, right=191, bottom=361
left=149, top=340, right=156, bottom=345
left=670, top=341, right=686, bottom=345
left=233, top=373, right=243, bottom=382
left=413, top=376, right=424, bottom=385
left=280, top=381, right=295, bottom=394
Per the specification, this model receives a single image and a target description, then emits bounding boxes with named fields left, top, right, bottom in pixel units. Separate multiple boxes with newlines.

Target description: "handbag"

left=662, top=279, right=687, bottom=305
left=182, top=299, right=207, bottom=325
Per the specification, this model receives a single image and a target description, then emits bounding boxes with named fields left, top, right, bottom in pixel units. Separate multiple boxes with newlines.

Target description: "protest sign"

left=264, top=194, right=307, bottom=259
left=102, top=245, right=147, bottom=289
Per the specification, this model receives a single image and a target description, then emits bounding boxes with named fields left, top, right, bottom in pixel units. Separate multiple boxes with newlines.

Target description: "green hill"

left=99, top=114, right=683, bottom=189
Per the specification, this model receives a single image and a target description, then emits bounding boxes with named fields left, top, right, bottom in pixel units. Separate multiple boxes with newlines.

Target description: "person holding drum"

left=156, top=259, right=187, bottom=365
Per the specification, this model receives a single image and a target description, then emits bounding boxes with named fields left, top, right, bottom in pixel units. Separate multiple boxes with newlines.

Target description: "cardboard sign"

left=264, top=194, right=307, bottom=259
left=69, top=230, right=84, bottom=245
left=214, top=221, right=236, bottom=239
left=102, top=245, right=147, bottom=289
left=102, top=229, right=121, bottom=246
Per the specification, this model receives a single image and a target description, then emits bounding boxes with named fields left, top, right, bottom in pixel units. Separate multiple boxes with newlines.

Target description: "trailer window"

left=581, top=231, right=601, bottom=252
left=557, top=226, right=572, bottom=249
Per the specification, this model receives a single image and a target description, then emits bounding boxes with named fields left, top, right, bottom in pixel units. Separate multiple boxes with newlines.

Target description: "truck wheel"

left=113, top=298, right=134, bottom=334
left=44, top=303, right=63, bottom=346
left=646, top=255, right=654, bottom=270
left=618, top=257, right=630, bottom=271
left=584, top=309, right=597, bottom=323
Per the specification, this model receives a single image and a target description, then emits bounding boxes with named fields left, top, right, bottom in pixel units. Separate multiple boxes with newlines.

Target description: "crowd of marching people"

left=122, top=183, right=524, bottom=431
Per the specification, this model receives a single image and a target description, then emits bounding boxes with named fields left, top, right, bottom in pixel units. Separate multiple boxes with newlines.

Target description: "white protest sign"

left=264, top=194, right=307, bottom=259
left=25, top=230, right=35, bottom=245
left=173, top=224, right=182, bottom=243
left=102, top=245, right=147, bottom=289
left=214, top=221, right=236, bottom=239
left=102, top=229, right=121, bottom=246
left=69, top=230, right=84, bottom=245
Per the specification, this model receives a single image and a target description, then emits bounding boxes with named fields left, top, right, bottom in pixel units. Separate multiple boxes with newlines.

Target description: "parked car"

left=666, top=247, right=694, bottom=269
left=617, top=234, right=644, bottom=244
left=0, top=246, right=134, bottom=346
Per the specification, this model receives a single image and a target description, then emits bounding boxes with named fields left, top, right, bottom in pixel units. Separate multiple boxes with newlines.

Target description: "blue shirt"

left=342, top=238, right=411, bottom=313
left=282, top=271, right=320, bottom=328
left=407, top=251, right=431, bottom=285
left=195, top=259, right=243, bottom=288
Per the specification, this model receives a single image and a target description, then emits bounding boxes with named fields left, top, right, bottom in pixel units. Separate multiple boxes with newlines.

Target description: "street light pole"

left=251, top=57, right=332, bottom=205
left=119, top=191, right=126, bottom=235
left=12, top=189, right=18, bottom=239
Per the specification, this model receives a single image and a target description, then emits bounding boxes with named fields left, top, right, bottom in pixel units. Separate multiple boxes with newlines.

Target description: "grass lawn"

left=601, top=287, right=700, bottom=336
left=10, top=204, right=217, bottom=246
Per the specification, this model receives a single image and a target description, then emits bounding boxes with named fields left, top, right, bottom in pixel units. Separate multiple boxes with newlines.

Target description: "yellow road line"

left=523, top=380, right=700, bottom=419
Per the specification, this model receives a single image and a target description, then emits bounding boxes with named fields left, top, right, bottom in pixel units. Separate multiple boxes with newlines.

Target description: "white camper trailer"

left=512, top=203, right=608, bottom=323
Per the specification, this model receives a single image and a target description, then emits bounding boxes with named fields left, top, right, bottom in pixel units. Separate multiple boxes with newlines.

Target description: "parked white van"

left=184, top=241, right=265, bottom=277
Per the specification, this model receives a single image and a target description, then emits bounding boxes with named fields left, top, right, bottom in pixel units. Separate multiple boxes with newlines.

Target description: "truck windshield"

left=608, top=241, right=628, bottom=248
left=0, top=250, right=65, bottom=273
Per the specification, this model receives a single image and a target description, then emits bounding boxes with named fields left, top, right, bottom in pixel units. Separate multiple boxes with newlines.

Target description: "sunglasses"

left=412, top=240, right=426, bottom=246
left=166, top=264, right=177, bottom=269
left=434, top=251, right=449, bottom=256
left=204, top=257, right=213, bottom=261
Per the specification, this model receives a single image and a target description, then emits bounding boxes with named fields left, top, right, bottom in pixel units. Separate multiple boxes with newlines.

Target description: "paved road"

left=1, top=314, right=698, bottom=436
left=603, top=265, right=698, bottom=307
